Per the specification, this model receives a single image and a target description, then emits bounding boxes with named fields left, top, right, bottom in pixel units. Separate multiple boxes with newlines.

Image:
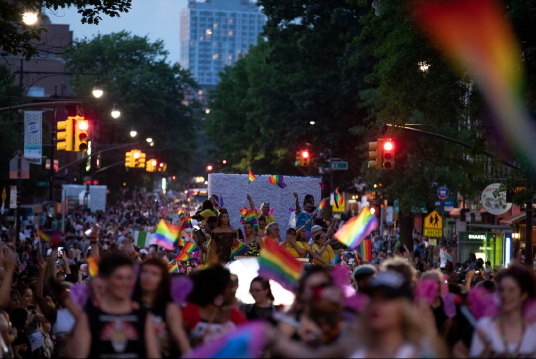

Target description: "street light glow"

left=111, top=103, right=120, bottom=118
left=146, top=138, right=153, bottom=143
left=310, top=121, right=315, bottom=125
left=22, top=12, right=38, bottom=25
left=130, top=130, right=137, bottom=137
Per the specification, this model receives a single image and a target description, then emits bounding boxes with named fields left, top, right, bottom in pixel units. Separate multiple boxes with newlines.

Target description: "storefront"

left=458, top=232, right=505, bottom=267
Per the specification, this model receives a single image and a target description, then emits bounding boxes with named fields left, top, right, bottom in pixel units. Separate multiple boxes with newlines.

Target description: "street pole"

left=526, top=198, right=533, bottom=269
left=49, top=105, right=56, bottom=200
left=15, top=110, right=23, bottom=239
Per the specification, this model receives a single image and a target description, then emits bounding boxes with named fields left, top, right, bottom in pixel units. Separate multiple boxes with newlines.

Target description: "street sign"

left=437, top=186, right=449, bottom=201
left=423, top=210, right=443, bottom=237
left=331, top=161, right=348, bottom=170
left=36, top=181, right=49, bottom=187
left=9, top=156, right=30, bottom=179
left=9, top=186, right=17, bottom=209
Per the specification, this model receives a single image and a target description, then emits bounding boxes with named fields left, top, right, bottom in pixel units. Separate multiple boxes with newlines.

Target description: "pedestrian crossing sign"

left=424, top=210, right=442, bottom=237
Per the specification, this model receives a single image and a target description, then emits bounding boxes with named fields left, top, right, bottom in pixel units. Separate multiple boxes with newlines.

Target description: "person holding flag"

left=247, top=195, right=276, bottom=225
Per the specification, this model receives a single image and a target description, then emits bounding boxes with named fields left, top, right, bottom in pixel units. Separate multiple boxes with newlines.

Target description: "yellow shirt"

left=255, top=211, right=276, bottom=225
left=312, top=244, right=335, bottom=266
left=285, top=241, right=310, bottom=258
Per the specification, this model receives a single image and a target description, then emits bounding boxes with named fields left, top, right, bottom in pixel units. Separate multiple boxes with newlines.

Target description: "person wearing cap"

left=352, top=264, right=378, bottom=292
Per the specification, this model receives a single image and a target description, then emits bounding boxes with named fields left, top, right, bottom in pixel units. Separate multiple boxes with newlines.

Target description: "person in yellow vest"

left=311, top=231, right=335, bottom=266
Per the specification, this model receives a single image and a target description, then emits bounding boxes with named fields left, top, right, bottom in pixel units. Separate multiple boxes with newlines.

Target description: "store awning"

left=499, top=211, right=526, bottom=225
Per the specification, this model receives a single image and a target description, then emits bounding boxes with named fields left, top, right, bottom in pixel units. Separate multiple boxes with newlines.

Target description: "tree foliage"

left=0, top=0, right=131, bottom=60
left=64, top=32, right=201, bottom=188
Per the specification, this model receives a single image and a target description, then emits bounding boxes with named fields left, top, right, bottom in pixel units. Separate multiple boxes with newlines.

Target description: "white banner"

left=24, top=111, right=42, bottom=164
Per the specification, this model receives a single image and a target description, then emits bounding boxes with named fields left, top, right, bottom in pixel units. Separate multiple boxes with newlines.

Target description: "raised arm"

left=0, top=246, right=15, bottom=309
left=247, top=194, right=256, bottom=210
left=293, top=193, right=301, bottom=215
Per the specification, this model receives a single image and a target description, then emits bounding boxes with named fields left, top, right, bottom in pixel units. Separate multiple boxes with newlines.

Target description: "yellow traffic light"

left=157, top=162, right=167, bottom=172
left=125, top=151, right=134, bottom=167
left=368, top=140, right=382, bottom=169
left=138, top=152, right=146, bottom=168
left=56, top=117, right=74, bottom=151
left=146, top=158, right=157, bottom=172
left=74, top=117, right=89, bottom=152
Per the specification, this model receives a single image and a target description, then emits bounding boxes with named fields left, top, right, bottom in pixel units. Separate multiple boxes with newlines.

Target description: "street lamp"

left=130, top=129, right=137, bottom=137
left=92, top=80, right=103, bottom=98
left=146, top=137, right=153, bottom=143
left=111, top=103, right=120, bottom=118
left=22, top=11, right=38, bottom=25
left=418, top=61, right=430, bottom=73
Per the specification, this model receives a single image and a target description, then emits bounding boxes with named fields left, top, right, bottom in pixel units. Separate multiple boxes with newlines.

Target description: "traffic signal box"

left=125, top=151, right=134, bottom=168
left=157, top=162, right=167, bottom=172
left=368, top=138, right=395, bottom=169
left=57, top=116, right=89, bottom=152
left=295, top=150, right=311, bottom=166
left=57, top=117, right=74, bottom=151
left=74, top=118, right=89, bottom=151
left=125, top=150, right=147, bottom=168
left=146, top=159, right=157, bottom=172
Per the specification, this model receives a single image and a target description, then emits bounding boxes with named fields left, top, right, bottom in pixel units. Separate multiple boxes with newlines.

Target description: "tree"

left=64, top=32, right=202, bottom=190
left=0, top=0, right=131, bottom=60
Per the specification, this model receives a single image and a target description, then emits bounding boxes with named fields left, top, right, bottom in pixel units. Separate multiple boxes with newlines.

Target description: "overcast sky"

left=45, top=0, right=188, bottom=63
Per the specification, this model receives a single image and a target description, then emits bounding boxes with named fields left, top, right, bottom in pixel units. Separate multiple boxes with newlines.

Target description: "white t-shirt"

left=470, top=316, right=536, bottom=358
left=53, top=309, right=75, bottom=337
left=350, top=343, right=416, bottom=358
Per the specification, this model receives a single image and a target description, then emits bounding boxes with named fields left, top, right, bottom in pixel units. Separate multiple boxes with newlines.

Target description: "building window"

left=214, top=23, right=218, bottom=28
left=200, top=36, right=204, bottom=40
left=213, top=54, right=219, bottom=59
left=228, top=31, right=233, bottom=36
left=206, top=29, right=212, bottom=35
left=229, top=19, right=233, bottom=23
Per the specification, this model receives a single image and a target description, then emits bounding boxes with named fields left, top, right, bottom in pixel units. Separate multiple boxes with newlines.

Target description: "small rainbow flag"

left=244, top=209, right=257, bottom=224
left=168, top=262, right=180, bottom=273
left=177, top=208, right=185, bottom=216
left=152, top=220, right=181, bottom=250
left=317, top=199, right=326, bottom=212
left=179, top=236, right=187, bottom=247
left=268, top=175, right=287, bottom=189
left=239, top=207, right=248, bottom=223
left=38, top=227, right=62, bottom=246
left=175, top=252, right=191, bottom=262
left=334, top=207, right=378, bottom=249
left=446, top=252, right=453, bottom=263
left=258, top=237, right=304, bottom=290
left=87, top=257, right=99, bottom=277
left=332, top=188, right=344, bottom=209
left=359, top=239, right=372, bottom=262
left=180, top=215, right=193, bottom=232
left=249, top=170, right=257, bottom=182
left=182, top=241, right=199, bottom=254
left=231, top=240, right=250, bottom=258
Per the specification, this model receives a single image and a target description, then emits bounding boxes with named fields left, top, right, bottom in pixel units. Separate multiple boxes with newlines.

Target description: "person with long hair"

left=281, top=226, right=328, bottom=265
left=182, top=264, right=246, bottom=347
left=242, top=222, right=263, bottom=256
left=132, top=258, right=191, bottom=358
left=65, top=252, right=160, bottom=358
left=470, top=266, right=536, bottom=357
left=311, top=231, right=335, bottom=267
left=240, top=277, right=276, bottom=322
left=211, top=210, right=237, bottom=262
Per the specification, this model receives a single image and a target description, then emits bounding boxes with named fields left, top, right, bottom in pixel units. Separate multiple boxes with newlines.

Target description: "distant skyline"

left=45, top=0, right=188, bottom=63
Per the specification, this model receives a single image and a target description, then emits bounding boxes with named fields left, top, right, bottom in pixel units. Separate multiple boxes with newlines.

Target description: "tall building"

left=180, top=0, right=266, bottom=88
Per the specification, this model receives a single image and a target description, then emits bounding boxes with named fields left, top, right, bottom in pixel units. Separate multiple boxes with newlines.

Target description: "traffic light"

left=74, top=117, right=89, bottom=152
left=125, top=151, right=134, bottom=167
left=206, top=165, right=213, bottom=172
left=382, top=139, right=394, bottom=169
left=368, top=140, right=382, bottom=169
left=133, top=150, right=141, bottom=168
left=137, top=151, right=146, bottom=168
left=56, top=117, right=74, bottom=151
left=295, top=150, right=311, bottom=166
left=146, top=159, right=157, bottom=172
left=157, top=162, right=167, bottom=172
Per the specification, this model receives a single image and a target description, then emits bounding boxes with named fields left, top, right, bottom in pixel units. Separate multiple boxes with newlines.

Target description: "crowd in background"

left=0, top=190, right=533, bottom=358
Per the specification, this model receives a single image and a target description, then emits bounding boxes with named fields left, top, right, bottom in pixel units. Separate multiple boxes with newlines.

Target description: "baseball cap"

left=363, top=271, right=413, bottom=300
left=311, top=225, right=323, bottom=235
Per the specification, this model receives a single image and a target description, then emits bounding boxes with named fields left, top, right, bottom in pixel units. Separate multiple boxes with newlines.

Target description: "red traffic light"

left=301, top=150, right=309, bottom=158
left=383, top=141, right=393, bottom=151
left=222, top=159, right=227, bottom=164
left=77, top=120, right=89, bottom=131
left=207, top=165, right=213, bottom=171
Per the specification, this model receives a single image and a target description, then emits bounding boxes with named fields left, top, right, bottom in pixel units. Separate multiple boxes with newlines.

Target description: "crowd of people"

left=0, top=190, right=534, bottom=358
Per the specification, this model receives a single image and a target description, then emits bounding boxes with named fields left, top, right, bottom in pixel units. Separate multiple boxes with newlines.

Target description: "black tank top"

left=86, top=300, right=148, bottom=358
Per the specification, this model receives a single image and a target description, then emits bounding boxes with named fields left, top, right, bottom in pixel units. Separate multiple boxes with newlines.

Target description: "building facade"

left=180, top=0, right=266, bottom=88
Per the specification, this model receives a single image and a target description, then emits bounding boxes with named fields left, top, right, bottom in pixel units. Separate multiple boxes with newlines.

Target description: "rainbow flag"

left=258, top=237, right=303, bottom=290
left=332, top=188, right=344, bottom=209
left=168, top=262, right=180, bottom=273
left=175, top=252, right=191, bottom=262
left=230, top=240, right=250, bottom=258
left=268, top=175, right=287, bottom=189
left=152, top=219, right=181, bottom=250
left=185, top=322, right=266, bottom=359
left=244, top=209, right=257, bottom=224
left=87, top=257, right=99, bottom=277
left=359, top=239, right=372, bottom=262
left=177, top=208, right=185, bottom=216
left=182, top=241, right=199, bottom=254
left=38, top=228, right=62, bottom=246
left=334, top=207, right=378, bottom=249
left=179, top=236, right=187, bottom=247
left=180, top=215, right=193, bottom=232
left=248, top=170, right=257, bottom=182
left=239, top=207, right=248, bottom=224
left=414, top=0, right=536, bottom=170
left=446, top=252, right=454, bottom=262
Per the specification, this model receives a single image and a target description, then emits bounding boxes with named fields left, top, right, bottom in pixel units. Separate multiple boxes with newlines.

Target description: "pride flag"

left=184, top=322, right=266, bottom=359
left=177, top=208, right=185, bottom=216
left=230, top=240, right=250, bottom=258
left=359, top=239, right=372, bottom=262
left=182, top=241, right=199, bottom=254
left=87, top=257, right=99, bottom=277
left=179, top=236, right=187, bottom=247
left=268, top=175, right=287, bottom=189
left=258, top=237, right=303, bottom=290
left=332, top=188, right=344, bottom=209
left=180, top=215, right=193, bottom=232
left=168, top=262, right=180, bottom=273
left=38, top=228, right=62, bottom=246
left=239, top=207, right=248, bottom=224
left=244, top=209, right=257, bottom=224
left=414, top=0, right=536, bottom=170
left=446, top=252, right=454, bottom=263
left=152, top=220, right=181, bottom=250
left=175, top=252, right=191, bottom=262
left=334, top=207, right=378, bottom=249
left=248, top=170, right=257, bottom=182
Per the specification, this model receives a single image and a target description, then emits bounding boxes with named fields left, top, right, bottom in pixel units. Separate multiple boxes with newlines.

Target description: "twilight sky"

left=45, top=0, right=188, bottom=63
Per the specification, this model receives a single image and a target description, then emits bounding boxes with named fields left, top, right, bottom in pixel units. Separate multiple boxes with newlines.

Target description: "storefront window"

left=458, top=232, right=503, bottom=267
